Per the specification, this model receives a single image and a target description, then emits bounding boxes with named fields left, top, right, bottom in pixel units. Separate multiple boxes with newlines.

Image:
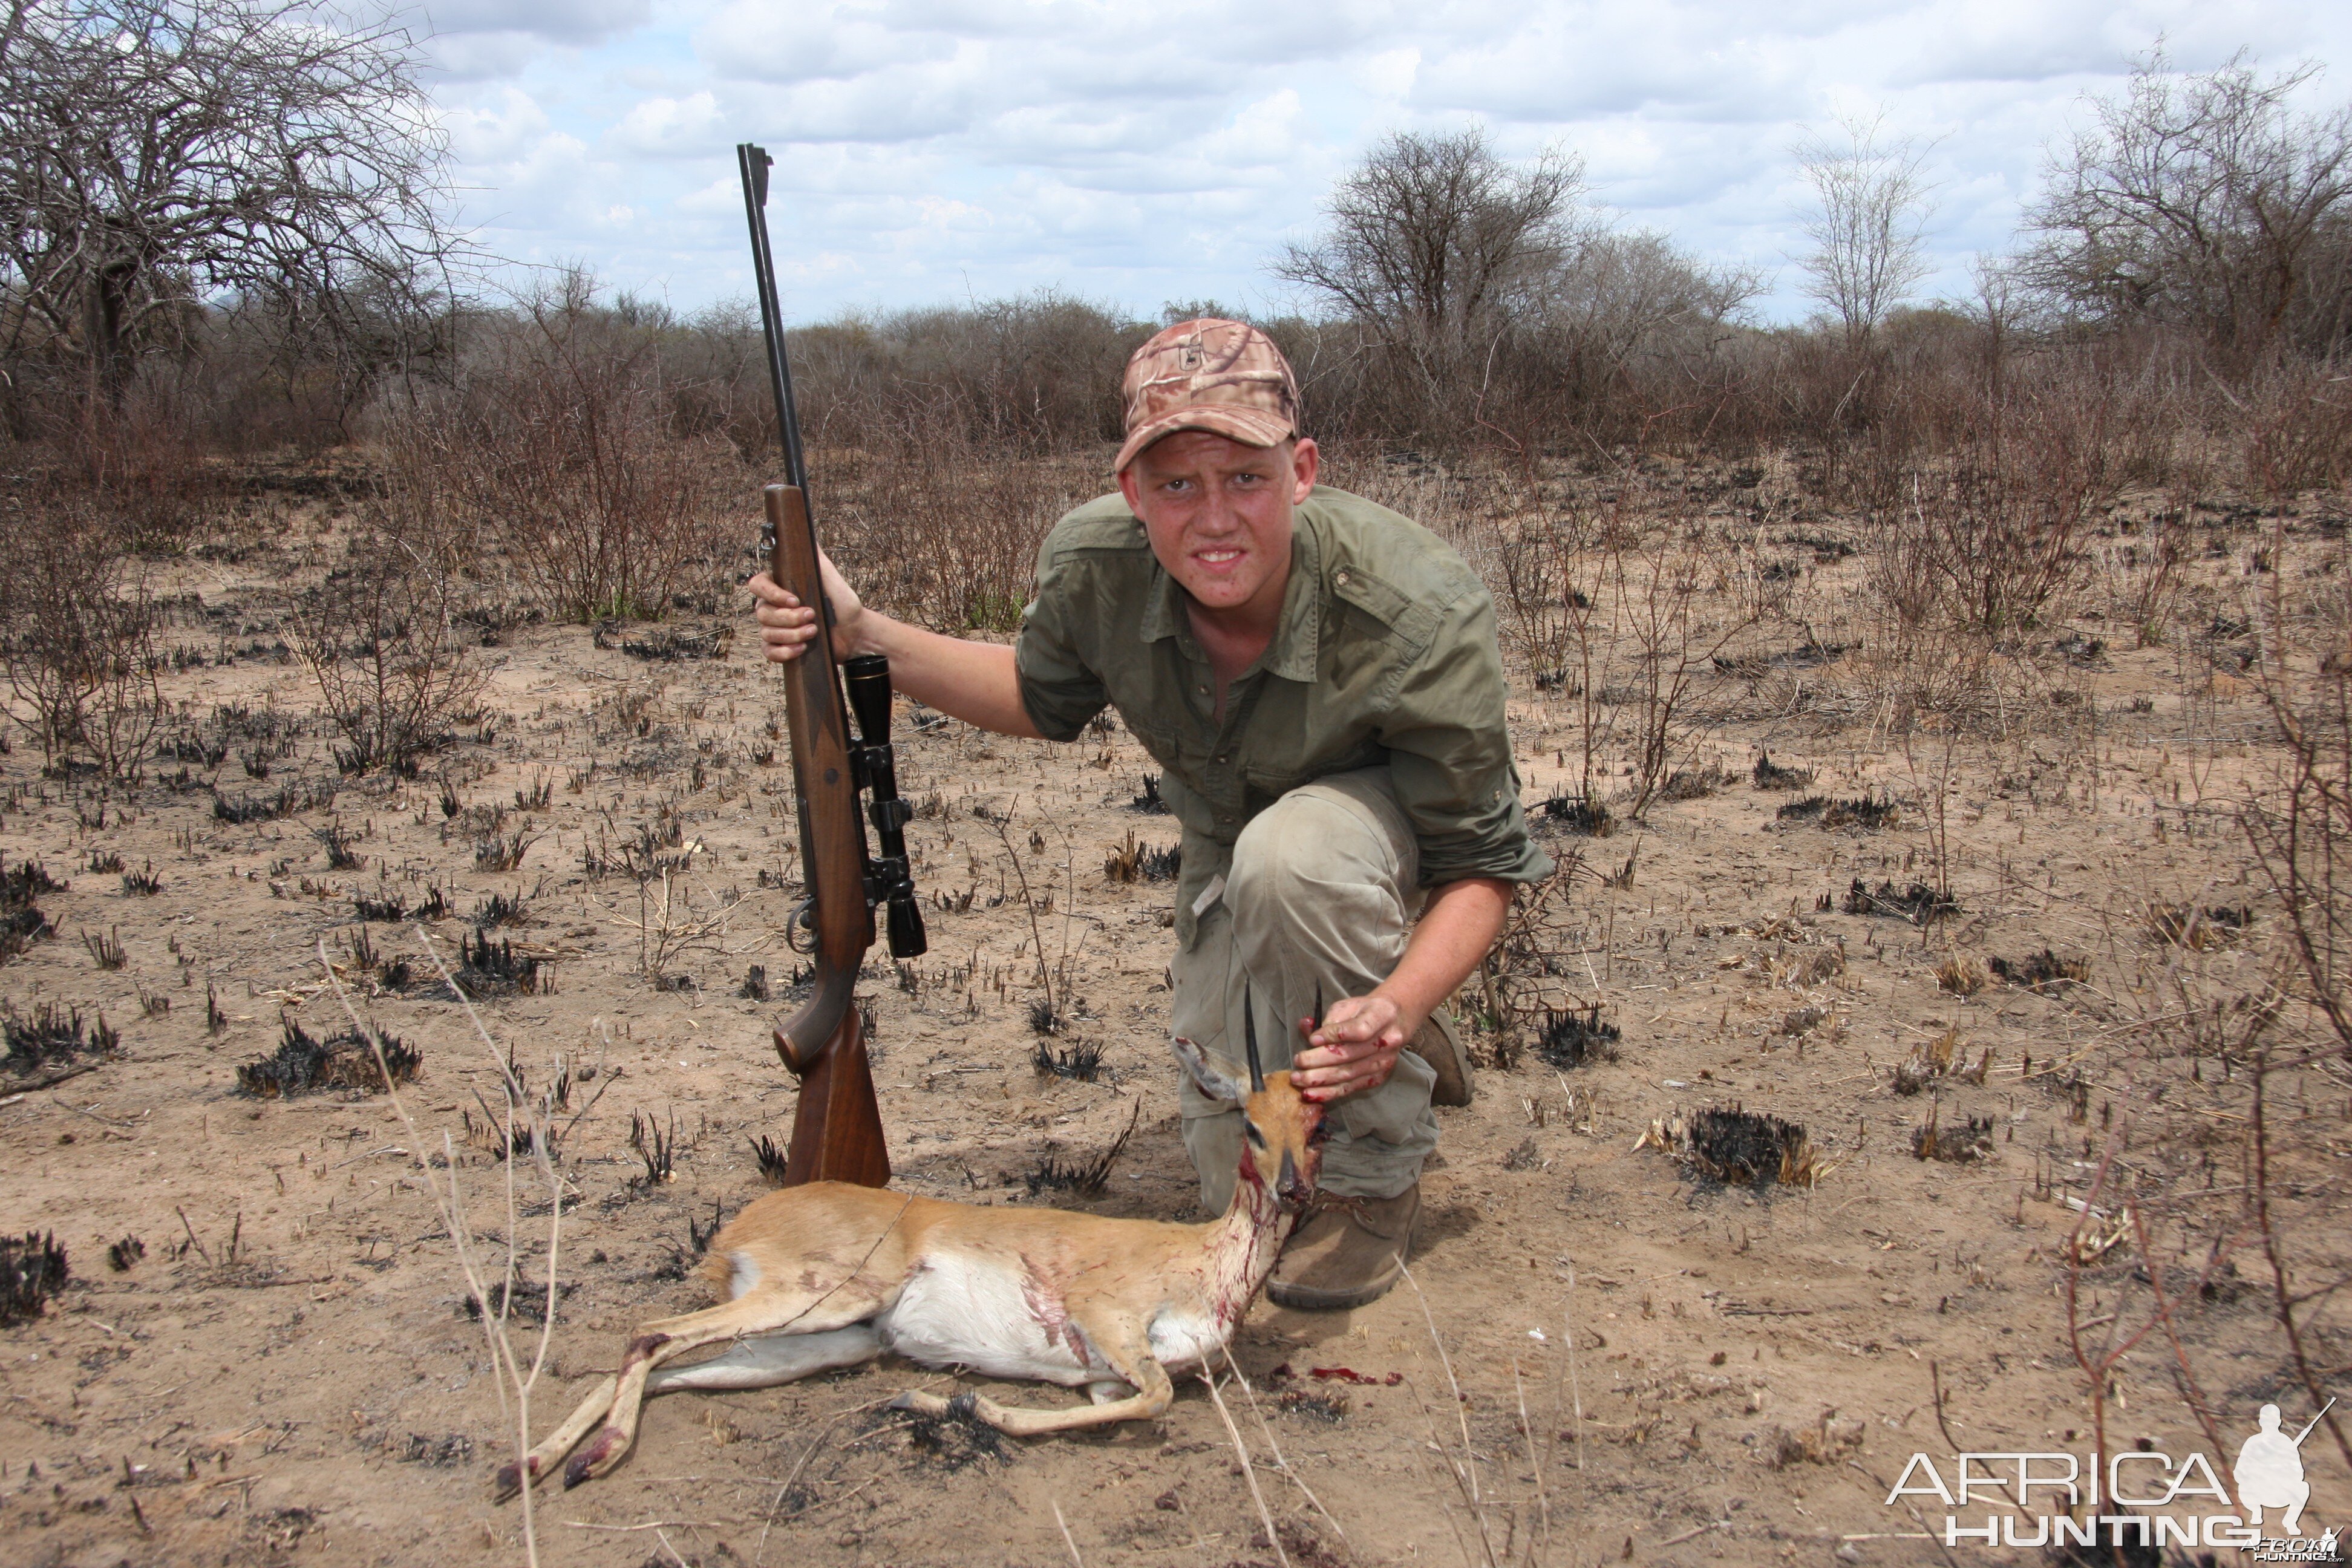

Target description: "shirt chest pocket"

left=1122, top=712, right=1186, bottom=771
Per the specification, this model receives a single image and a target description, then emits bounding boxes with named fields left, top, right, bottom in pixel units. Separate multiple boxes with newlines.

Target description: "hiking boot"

left=1266, top=1184, right=1420, bottom=1310
left=1407, top=1009, right=1473, bottom=1108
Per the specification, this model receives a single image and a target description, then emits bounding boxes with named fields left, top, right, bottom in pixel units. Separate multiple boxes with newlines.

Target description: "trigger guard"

left=785, top=898, right=818, bottom=955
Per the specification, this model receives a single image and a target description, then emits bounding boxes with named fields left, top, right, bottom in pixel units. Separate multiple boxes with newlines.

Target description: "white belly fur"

left=1146, top=1305, right=1226, bottom=1373
left=877, top=1250, right=1102, bottom=1387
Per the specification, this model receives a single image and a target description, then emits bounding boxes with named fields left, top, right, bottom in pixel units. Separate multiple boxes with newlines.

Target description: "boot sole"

left=1266, top=1262, right=1406, bottom=1311
left=1267, top=1209, right=1418, bottom=1311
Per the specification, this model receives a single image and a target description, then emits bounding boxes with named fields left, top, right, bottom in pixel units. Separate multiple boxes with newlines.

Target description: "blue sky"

left=415, top=0, right=2352, bottom=325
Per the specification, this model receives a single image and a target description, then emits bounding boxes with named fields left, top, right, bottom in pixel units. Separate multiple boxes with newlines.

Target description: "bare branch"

left=2019, top=48, right=2352, bottom=359
left=0, top=0, right=461, bottom=400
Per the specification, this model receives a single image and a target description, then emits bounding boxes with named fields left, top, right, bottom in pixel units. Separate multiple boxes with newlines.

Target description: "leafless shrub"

left=1601, top=524, right=1762, bottom=814
left=783, top=290, right=1137, bottom=457
left=379, top=269, right=736, bottom=623
left=2063, top=528, right=2352, bottom=1490
left=288, top=527, right=485, bottom=776
left=7, top=387, right=240, bottom=549
left=1480, top=496, right=1598, bottom=694
left=1528, top=230, right=1762, bottom=410
left=2233, top=352, right=2352, bottom=498
left=827, top=418, right=1091, bottom=633
left=0, top=505, right=163, bottom=779
left=1471, top=483, right=1627, bottom=798
left=1864, top=370, right=2122, bottom=638
left=2245, top=545, right=2352, bottom=1054
left=1849, top=618, right=2005, bottom=736
left=2100, top=496, right=2198, bottom=647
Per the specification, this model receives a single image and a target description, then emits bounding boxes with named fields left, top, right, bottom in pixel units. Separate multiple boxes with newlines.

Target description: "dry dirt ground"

left=2, top=468, right=2348, bottom=1568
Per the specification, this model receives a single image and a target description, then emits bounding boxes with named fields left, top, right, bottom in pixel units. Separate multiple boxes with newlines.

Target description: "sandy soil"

left=2, top=474, right=2346, bottom=1567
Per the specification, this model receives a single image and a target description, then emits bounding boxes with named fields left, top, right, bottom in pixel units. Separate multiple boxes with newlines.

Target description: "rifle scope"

left=844, top=653, right=927, bottom=959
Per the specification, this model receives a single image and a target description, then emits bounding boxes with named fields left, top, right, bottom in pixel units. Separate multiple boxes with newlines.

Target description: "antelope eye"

left=1308, top=1119, right=1332, bottom=1146
left=1244, top=1122, right=1267, bottom=1149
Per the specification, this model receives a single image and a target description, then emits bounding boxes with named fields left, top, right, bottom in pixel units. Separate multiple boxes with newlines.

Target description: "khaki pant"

left=1174, top=769, right=1439, bottom=1210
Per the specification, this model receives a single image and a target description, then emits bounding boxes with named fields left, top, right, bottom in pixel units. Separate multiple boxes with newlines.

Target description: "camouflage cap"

left=1115, top=318, right=1301, bottom=472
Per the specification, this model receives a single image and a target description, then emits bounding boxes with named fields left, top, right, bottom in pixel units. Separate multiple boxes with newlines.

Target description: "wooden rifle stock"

left=765, top=482, right=890, bottom=1188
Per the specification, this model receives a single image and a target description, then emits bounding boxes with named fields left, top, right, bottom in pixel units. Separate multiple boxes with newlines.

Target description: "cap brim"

left=1114, top=406, right=1293, bottom=474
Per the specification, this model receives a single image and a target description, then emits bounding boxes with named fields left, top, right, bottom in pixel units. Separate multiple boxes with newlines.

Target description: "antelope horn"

left=1243, top=986, right=1266, bottom=1093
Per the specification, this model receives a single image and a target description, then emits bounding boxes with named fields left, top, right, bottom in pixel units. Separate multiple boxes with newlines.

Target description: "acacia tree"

left=0, top=0, right=456, bottom=405
left=2022, top=50, right=2352, bottom=361
left=1275, top=127, right=1585, bottom=361
left=1273, top=128, right=1766, bottom=446
left=1791, top=110, right=1937, bottom=345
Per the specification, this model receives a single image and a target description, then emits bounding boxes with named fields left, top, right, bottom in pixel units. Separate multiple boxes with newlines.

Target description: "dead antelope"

left=499, top=1018, right=1325, bottom=1494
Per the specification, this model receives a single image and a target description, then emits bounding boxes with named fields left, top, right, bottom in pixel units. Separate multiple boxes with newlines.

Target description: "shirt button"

left=1214, top=754, right=1227, bottom=764
left=1334, top=570, right=1350, bottom=586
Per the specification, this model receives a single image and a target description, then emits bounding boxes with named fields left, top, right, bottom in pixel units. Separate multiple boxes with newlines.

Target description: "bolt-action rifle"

left=737, top=142, right=926, bottom=1187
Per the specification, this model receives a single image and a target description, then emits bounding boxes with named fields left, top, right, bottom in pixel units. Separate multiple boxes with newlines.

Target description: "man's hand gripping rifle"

left=738, top=142, right=926, bottom=1187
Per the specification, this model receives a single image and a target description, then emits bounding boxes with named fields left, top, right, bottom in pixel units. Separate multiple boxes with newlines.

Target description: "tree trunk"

left=83, top=258, right=136, bottom=409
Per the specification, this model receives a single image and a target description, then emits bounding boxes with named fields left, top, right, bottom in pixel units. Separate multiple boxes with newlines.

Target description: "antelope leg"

left=892, top=1319, right=1175, bottom=1436
left=495, top=1374, right=619, bottom=1500
left=567, top=1282, right=897, bottom=1488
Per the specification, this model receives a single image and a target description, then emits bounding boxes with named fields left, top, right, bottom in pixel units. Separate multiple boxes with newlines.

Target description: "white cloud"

left=436, top=84, right=554, bottom=165
left=1350, top=47, right=1420, bottom=103
left=423, top=0, right=653, bottom=41
left=698, top=1, right=944, bottom=87
left=1195, top=90, right=1313, bottom=171
left=417, top=0, right=656, bottom=81
left=416, top=0, right=2352, bottom=320
left=605, top=90, right=727, bottom=158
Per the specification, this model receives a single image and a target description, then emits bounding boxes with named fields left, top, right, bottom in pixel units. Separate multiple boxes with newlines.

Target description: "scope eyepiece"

left=843, top=653, right=893, bottom=742
left=885, top=892, right=927, bottom=958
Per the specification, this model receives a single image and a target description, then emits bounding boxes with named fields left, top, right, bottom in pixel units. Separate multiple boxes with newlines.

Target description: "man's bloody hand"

left=1291, top=993, right=1416, bottom=1103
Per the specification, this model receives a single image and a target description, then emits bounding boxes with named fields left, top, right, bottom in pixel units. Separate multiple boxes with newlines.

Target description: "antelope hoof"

left=491, top=1457, right=532, bottom=1501
left=563, top=1427, right=627, bottom=1489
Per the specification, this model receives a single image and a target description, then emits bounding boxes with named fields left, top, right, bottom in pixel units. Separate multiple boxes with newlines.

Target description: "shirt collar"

left=1140, top=550, right=1186, bottom=645
left=1135, top=495, right=1325, bottom=685
left=1265, top=505, right=1323, bottom=682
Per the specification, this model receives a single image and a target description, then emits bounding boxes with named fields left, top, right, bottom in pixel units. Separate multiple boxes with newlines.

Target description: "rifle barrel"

left=736, top=143, right=809, bottom=495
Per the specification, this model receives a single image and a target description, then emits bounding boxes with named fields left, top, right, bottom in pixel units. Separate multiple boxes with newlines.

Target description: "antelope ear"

left=1171, top=1036, right=1246, bottom=1103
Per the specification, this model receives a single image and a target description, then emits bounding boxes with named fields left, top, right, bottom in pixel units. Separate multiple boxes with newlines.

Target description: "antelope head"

left=1172, top=999, right=1326, bottom=1211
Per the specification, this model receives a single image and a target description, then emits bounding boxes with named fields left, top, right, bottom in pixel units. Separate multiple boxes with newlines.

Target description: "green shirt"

left=1015, top=484, right=1550, bottom=941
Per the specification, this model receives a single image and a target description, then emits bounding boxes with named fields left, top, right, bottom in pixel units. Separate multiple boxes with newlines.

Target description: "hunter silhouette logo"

left=1884, top=1394, right=2339, bottom=1553
left=2236, top=1399, right=2331, bottom=1538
